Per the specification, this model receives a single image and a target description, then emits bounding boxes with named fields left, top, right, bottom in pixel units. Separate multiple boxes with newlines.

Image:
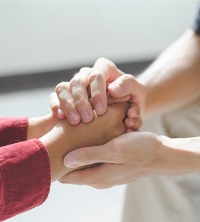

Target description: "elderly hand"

left=49, top=58, right=146, bottom=132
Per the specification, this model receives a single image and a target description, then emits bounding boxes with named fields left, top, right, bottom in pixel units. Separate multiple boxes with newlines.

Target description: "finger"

left=59, top=165, right=104, bottom=186
left=70, top=67, right=94, bottom=123
left=107, top=94, right=130, bottom=105
left=59, top=163, right=119, bottom=189
left=108, top=74, right=146, bottom=113
left=124, top=116, right=142, bottom=130
left=60, top=163, right=132, bottom=189
left=127, top=103, right=140, bottom=119
left=49, top=92, right=65, bottom=119
left=55, top=82, right=81, bottom=125
left=88, top=58, right=124, bottom=116
left=63, top=143, right=116, bottom=168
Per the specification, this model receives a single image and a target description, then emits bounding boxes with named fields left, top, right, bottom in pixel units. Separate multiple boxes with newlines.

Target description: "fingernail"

left=64, top=155, right=78, bottom=168
left=131, top=110, right=138, bottom=118
left=69, top=111, right=79, bottom=123
left=57, top=109, right=64, bottom=119
left=81, top=110, right=92, bottom=123
left=95, top=102, right=104, bottom=115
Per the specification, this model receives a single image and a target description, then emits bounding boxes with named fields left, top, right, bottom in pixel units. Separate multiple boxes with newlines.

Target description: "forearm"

left=138, top=30, right=200, bottom=117
left=157, top=136, right=200, bottom=174
left=39, top=121, right=74, bottom=182
left=27, top=114, right=57, bottom=140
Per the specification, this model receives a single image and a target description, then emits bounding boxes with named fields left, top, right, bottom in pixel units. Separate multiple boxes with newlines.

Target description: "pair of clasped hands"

left=41, top=58, right=155, bottom=188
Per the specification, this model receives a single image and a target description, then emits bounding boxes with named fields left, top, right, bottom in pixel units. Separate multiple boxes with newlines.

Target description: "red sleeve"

left=0, top=139, right=51, bottom=221
left=0, top=117, right=51, bottom=220
left=0, top=117, right=28, bottom=146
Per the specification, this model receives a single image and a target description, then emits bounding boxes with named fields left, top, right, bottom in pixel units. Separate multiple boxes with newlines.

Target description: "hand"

left=50, top=58, right=146, bottom=131
left=40, top=102, right=128, bottom=182
left=58, top=132, right=161, bottom=188
left=59, top=132, right=198, bottom=189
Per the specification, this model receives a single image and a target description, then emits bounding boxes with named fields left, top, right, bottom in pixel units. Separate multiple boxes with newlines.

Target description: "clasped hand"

left=48, top=58, right=148, bottom=187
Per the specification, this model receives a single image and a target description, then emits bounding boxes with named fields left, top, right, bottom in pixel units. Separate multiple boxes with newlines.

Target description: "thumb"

left=108, top=74, right=146, bottom=112
left=63, top=144, right=111, bottom=168
left=108, top=74, right=138, bottom=97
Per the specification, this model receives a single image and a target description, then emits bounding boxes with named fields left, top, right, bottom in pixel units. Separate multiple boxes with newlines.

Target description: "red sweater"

left=0, top=117, right=51, bottom=221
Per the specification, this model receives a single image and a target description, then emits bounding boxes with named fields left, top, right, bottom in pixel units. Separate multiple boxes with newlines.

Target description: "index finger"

left=88, top=58, right=124, bottom=116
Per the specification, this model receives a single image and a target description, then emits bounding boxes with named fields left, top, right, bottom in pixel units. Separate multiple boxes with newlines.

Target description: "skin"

left=52, top=62, right=145, bottom=129
left=50, top=29, right=200, bottom=188
left=38, top=102, right=128, bottom=182
left=60, top=133, right=200, bottom=189
left=27, top=114, right=57, bottom=140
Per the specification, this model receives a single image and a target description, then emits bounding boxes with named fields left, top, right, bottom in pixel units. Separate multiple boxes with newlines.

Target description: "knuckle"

left=88, top=72, right=104, bottom=83
left=72, top=94, right=90, bottom=111
left=95, top=57, right=112, bottom=67
left=91, top=88, right=102, bottom=98
left=55, top=82, right=67, bottom=94
left=70, top=77, right=82, bottom=88
left=121, top=74, right=135, bottom=85
left=73, top=98, right=87, bottom=109
left=95, top=57, right=116, bottom=72
left=95, top=57, right=107, bottom=64
left=60, top=102, right=74, bottom=112
left=79, top=67, right=91, bottom=73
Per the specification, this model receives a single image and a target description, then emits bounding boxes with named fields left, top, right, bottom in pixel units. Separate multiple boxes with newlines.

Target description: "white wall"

left=0, top=0, right=198, bottom=76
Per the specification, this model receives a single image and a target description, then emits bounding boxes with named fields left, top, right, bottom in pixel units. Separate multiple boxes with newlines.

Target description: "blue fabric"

left=192, top=2, right=200, bottom=35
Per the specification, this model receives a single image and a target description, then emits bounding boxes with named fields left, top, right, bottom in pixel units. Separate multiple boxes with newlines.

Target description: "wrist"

left=159, top=136, right=200, bottom=174
left=39, top=120, right=75, bottom=182
left=27, top=113, right=57, bottom=140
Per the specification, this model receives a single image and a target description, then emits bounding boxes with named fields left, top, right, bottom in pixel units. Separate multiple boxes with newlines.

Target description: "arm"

left=27, top=113, right=57, bottom=140
left=60, top=132, right=200, bottom=188
left=40, top=102, right=128, bottom=181
left=59, top=30, right=200, bottom=188
left=0, top=102, right=127, bottom=220
left=51, top=30, right=200, bottom=124
left=51, top=59, right=144, bottom=131
left=0, top=117, right=51, bottom=221
left=0, top=114, right=57, bottom=147
left=139, top=29, right=200, bottom=117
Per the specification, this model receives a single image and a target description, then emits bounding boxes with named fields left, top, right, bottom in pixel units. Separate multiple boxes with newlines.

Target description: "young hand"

left=27, top=113, right=57, bottom=140
left=59, top=132, right=200, bottom=189
left=40, top=102, right=129, bottom=182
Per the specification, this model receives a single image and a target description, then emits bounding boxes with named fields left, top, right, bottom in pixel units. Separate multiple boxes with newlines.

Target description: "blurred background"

left=0, top=0, right=198, bottom=221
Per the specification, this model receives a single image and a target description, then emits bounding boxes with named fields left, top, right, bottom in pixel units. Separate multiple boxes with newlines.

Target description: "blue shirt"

left=192, top=3, right=200, bottom=34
